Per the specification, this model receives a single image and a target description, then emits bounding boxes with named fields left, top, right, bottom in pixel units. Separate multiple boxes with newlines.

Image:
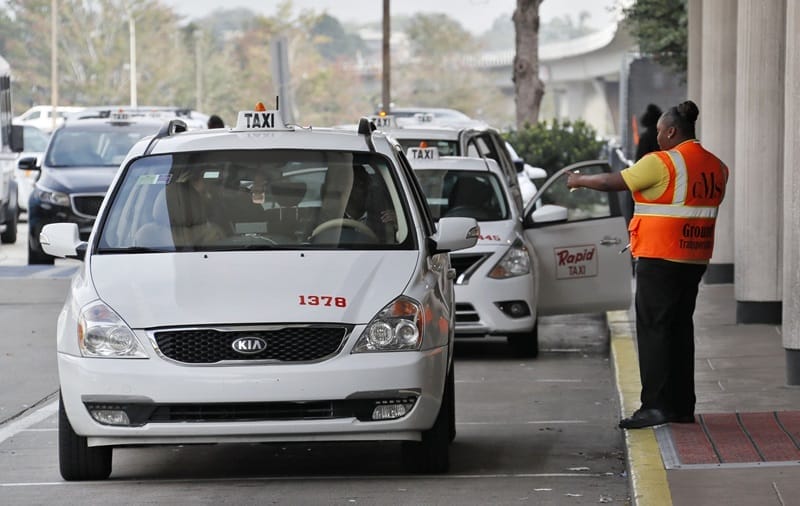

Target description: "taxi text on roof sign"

left=370, top=114, right=397, bottom=129
left=235, top=109, right=292, bottom=131
left=407, top=146, right=440, bottom=160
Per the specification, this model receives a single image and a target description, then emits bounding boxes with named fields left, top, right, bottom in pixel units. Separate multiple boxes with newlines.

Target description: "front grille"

left=71, top=194, right=104, bottom=218
left=153, top=325, right=350, bottom=364
left=449, top=253, right=490, bottom=284
left=455, top=303, right=480, bottom=323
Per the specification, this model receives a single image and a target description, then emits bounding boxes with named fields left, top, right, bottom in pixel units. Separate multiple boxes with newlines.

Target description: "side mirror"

left=531, top=204, right=568, bottom=224
left=17, top=156, right=39, bottom=171
left=524, top=165, right=547, bottom=180
left=513, top=159, right=524, bottom=173
left=432, top=217, right=479, bottom=252
left=40, top=223, right=87, bottom=260
left=10, top=125, right=24, bottom=153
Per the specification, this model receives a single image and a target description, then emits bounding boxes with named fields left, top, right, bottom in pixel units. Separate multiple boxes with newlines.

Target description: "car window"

left=45, top=124, right=159, bottom=167
left=23, top=126, right=48, bottom=152
left=396, top=138, right=459, bottom=156
left=414, top=169, right=509, bottom=222
left=97, top=149, right=415, bottom=252
left=538, top=164, right=616, bottom=221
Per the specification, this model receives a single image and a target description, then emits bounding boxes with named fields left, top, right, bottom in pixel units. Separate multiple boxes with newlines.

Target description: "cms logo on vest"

left=692, top=172, right=724, bottom=199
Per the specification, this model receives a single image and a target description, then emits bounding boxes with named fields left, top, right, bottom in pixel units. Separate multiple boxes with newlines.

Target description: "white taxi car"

left=41, top=104, right=479, bottom=480
left=410, top=147, right=634, bottom=357
left=412, top=153, right=540, bottom=355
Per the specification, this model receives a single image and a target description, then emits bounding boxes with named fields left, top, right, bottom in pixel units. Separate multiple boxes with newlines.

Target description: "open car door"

left=523, top=160, right=633, bottom=316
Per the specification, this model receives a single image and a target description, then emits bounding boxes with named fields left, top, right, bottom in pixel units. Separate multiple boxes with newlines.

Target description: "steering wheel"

left=444, top=205, right=490, bottom=220
left=310, top=218, right=379, bottom=243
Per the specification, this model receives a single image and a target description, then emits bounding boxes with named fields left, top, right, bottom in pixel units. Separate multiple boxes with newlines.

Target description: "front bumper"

left=59, top=344, right=448, bottom=447
left=454, top=273, right=536, bottom=336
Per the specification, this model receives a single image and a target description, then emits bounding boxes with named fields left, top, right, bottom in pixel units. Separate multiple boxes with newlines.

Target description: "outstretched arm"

left=566, top=171, right=628, bottom=192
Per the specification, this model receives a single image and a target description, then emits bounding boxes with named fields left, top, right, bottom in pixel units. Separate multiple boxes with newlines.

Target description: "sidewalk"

left=609, top=283, right=800, bottom=506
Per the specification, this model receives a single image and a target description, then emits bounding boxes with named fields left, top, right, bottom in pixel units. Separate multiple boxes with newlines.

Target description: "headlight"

left=488, top=239, right=531, bottom=279
left=352, top=296, right=423, bottom=352
left=33, top=185, right=70, bottom=207
left=77, top=301, right=148, bottom=358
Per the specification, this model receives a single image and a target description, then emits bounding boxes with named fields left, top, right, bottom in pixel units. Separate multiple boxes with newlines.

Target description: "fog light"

left=89, top=409, right=130, bottom=426
left=495, top=300, right=531, bottom=318
left=371, top=399, right=416, bottom=420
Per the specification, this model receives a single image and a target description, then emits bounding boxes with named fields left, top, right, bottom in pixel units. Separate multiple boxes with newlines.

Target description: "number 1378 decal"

left=298, top=295, right=348, bottom=308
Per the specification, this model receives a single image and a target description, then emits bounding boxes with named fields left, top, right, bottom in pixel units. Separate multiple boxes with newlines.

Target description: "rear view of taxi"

left=42, top=105, right=479, bottom=480
left=411, top=151, right=540, bottom=357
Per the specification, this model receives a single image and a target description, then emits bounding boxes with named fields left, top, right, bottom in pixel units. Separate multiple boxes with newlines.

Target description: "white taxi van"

left=410, top=147, right=634, bottom=357
left=40, top=103, right=479, bottom=480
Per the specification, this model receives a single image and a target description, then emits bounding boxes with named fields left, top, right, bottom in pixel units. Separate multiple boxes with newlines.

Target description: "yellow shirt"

left=620, top=152, right=670, bottom=199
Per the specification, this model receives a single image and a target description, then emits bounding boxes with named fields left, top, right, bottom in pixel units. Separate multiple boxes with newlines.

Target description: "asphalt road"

left=0, top=222, right=629, bottom=505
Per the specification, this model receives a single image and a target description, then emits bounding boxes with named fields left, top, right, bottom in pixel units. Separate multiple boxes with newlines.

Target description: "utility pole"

left=382, top=0, right=391, bottom=113
left=195, top=30, right=203, bottom=112
left=128, top=12, right=138, bottom=107
left=50, top=0, right=58, bottom=131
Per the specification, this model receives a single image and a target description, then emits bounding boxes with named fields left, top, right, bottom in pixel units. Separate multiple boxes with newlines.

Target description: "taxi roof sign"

left=369, top=114, right=397, bottom=129
left=234, top=109, right=291, bottom=131
left=407, top=146, right=440, bottom=161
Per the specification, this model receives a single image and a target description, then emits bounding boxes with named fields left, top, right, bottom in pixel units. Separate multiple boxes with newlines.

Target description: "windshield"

left=45, top=123, right=159, bottom=167
left=97, top=149, right=414, bottom=252
left=414, top=169, right=509, bottom=222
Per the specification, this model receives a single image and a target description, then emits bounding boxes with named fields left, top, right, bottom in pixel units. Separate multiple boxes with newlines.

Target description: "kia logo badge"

left=231, top=337, right=267, bottom=354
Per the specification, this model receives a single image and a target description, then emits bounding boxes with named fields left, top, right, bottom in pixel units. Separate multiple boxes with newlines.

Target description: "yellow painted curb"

left=608, top=310, right=672, bottom=506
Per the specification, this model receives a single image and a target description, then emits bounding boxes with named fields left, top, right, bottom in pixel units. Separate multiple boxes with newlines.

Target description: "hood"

left=90, top=250, right=419, bottom=328
left=452, top=220, right=519, bottom=255
left=41, top=166, right=118, bottom=194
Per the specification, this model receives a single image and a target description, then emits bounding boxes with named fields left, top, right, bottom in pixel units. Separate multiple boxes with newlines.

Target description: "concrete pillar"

left=783, top=0, right=800, bottom=383
left=734, top=0, right=785, bottom=324
left=700, top=0, right=737, bottom=284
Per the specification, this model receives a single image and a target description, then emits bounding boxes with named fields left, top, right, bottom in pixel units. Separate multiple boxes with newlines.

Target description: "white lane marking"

left=458, top=420, right=587, bottom=425
left=0, top=473, right=605, bottom=487
left=456, top=379, right=583, bottom=383
left=22, top=428, right=58, bottom=432
left=0, top=400, right=58, bottom=445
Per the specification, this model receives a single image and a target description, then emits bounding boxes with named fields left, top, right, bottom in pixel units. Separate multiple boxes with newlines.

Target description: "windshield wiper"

left=95, top=246, right=173, bottom=254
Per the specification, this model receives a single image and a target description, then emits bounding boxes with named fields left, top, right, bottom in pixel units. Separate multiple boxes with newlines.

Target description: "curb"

left=607, top=310, right=672, bottom=506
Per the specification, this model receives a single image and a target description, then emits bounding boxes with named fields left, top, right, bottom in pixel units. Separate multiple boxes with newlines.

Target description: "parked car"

left=13, top=105, right=85, bottom=133
left=15, top=124, right=50, bottom=215
left=376, top=118, right=525, bottom=211
left=408, top=146, right=635, bottom=356
left=22, top=111, right=165, bottom=264
left=40, top=104, right=479, bottom=480
left=0, top=57, right=24, bottom=244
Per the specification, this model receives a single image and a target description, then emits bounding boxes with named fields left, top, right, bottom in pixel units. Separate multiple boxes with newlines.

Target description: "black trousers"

left=634, top=258, right=707, bottom=416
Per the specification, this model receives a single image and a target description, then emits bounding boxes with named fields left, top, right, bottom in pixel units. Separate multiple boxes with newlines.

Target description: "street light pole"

left=50, top=0, right=58, bottom=131
left=128, top=11, right=138, bottom=107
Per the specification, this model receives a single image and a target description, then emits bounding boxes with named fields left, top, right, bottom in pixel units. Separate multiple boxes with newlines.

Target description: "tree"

left=512, top=0, right=545, bottom=129
left=623, top=0, right=687, bottom=78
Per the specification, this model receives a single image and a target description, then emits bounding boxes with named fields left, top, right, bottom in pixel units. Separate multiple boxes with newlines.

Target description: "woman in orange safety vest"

left=567, top=100, right=728, bottom=429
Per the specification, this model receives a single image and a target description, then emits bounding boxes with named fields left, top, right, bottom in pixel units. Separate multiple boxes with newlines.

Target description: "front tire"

left=1, top=206, right=17, bottom=244
left=402, top=365, right=453, bottom=474
left=507, top=320, right=539, bottom=358
left=28, top=236, right=54, bottom=265
left=59, top=394, right=112, bottom=481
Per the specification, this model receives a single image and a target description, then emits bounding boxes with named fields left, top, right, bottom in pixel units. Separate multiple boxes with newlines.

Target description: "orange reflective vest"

left=628, top=140, right=728, bottom=261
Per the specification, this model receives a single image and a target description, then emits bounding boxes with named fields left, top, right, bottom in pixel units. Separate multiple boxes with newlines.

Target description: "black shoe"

left=619, top=408, right=669, bottom=429
left=669, top=413, right=696, bottom=424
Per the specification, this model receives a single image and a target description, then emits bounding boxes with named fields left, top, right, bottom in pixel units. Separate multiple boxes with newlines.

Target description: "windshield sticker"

left=554, top=245, right=598, bottom=279
left=136, top=174, right=172, bottom=185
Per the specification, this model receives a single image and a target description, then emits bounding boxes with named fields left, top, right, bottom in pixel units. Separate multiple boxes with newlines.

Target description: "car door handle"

left=600, top=236, right=622, bottom=246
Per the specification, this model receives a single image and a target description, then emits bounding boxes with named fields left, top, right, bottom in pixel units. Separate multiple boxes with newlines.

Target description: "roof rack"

left=144, top=119, right=187, bottom=155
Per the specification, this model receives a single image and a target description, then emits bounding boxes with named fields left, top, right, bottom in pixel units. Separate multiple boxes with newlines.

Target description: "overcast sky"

left=160, top=0, right=621, bottom=33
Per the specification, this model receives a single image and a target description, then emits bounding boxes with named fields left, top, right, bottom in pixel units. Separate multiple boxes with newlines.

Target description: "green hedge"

left=503, top=119, right=605, bottom=176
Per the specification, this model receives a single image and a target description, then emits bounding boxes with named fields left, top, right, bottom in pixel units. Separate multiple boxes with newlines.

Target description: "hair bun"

left=677, top=100, right=699, bottom=123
